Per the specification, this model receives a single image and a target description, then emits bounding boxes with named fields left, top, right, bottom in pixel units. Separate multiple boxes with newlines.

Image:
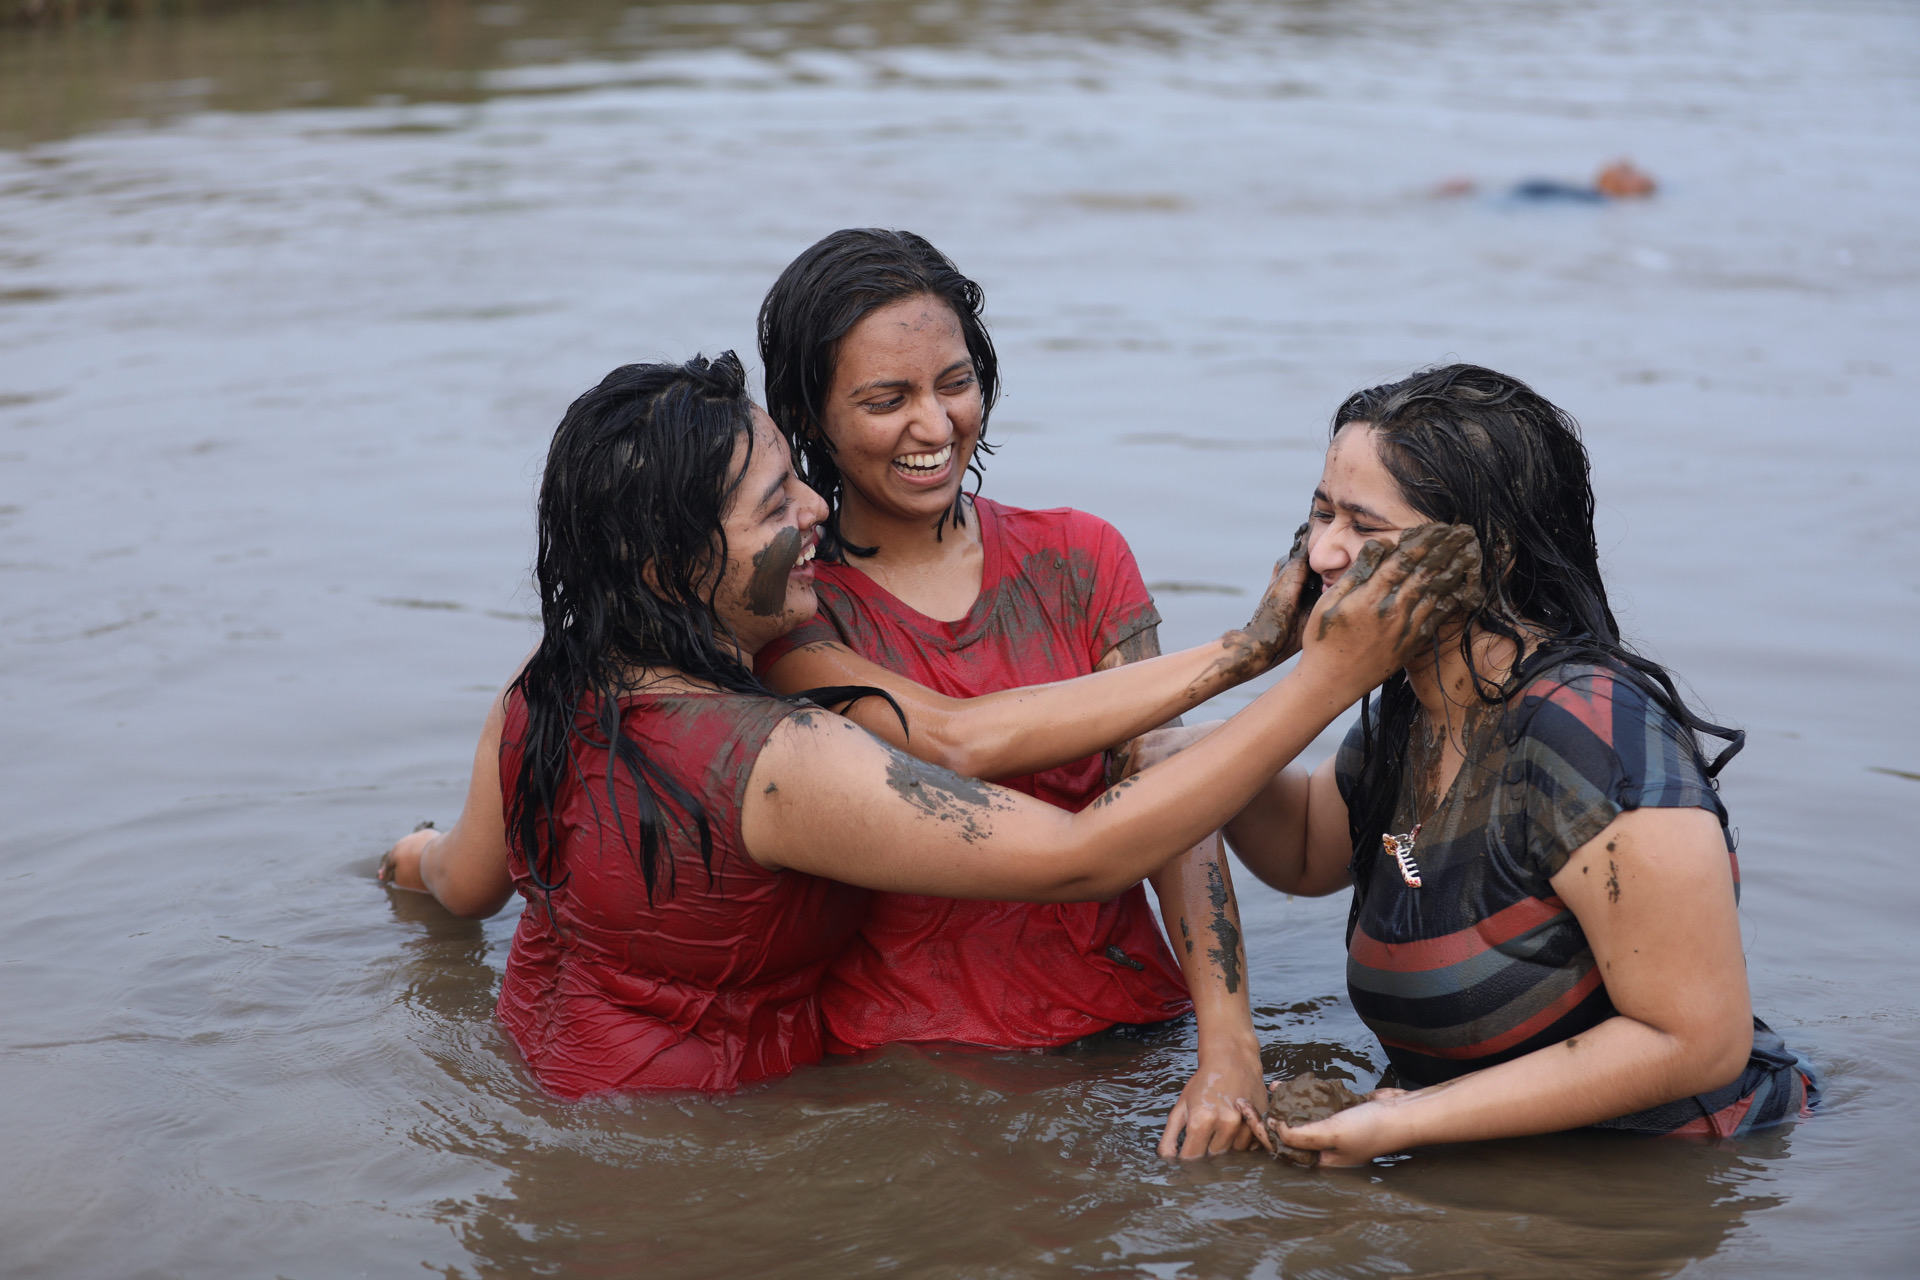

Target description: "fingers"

left=1315, top=522, right=1483, bottom=647
left=1236, top=1099, right=1278, bottom=1154
left=1272, top=1119, right=1334, bottom=1152
left=376, top=851, right=396, bottom=884
left=1157, top=1100, right=1189, bottom=1160
left=1179, top=1108, right=1217, bottom=1160
left=1172, top=1105, right=1253, bottom=1159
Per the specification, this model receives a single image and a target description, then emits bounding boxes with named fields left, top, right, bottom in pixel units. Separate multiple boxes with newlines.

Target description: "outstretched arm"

left=760, top=536, right=1317, bottom=781
left=377, top=687, right=516, bottom=919
left=1260, top=805, right=1753, bottom=1165
left=744, top=525, right=1481, bottom=905
left=1129, top=722, right=1355, bottom=899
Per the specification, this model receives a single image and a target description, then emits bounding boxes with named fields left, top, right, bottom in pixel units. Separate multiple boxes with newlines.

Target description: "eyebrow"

left=845, top=360, right=974, bottom=400
left=1312, top=486, right=1393, bottom=525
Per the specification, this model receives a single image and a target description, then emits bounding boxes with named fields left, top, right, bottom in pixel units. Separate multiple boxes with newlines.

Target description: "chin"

left=784, top=583, right=820, bottom=624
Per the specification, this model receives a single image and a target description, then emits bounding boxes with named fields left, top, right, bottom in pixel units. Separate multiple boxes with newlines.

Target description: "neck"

left=837, top=489, right=979, bottom=569
left=1402, top=624, right=1520, bottom=739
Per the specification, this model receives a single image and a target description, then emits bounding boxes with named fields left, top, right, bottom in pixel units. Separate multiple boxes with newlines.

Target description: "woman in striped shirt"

left=1187, top=364, right=1814, bottom=1164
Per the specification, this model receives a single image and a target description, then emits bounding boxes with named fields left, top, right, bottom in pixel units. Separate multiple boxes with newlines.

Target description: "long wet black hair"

left=1338, top=365, right=1744, bottom=932
left=757, top=227, right=1000, bottom=561
left=506, top=352, right=772, bottom=906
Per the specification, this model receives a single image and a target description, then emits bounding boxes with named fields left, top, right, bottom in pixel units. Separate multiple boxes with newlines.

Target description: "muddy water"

left=3, top=1, right=1918, bottom=1276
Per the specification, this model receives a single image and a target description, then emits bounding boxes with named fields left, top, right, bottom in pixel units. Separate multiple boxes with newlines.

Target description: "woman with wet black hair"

left=754, top=228, right=1270, bottom=1159
left=379, top=349, right=1481, bottom=1100
left=1155, top=364, right=1815, bottom=1162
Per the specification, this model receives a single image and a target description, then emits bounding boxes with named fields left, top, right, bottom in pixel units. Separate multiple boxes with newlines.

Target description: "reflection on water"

left=4, top=0, right=1919, bottom=1276
left=1, top=0, right=1367, bottom=145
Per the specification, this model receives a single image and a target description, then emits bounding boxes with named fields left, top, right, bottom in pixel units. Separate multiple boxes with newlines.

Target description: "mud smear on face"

left=883, top=749, right=1002, bottom=843
left=747, top=526, right=805, bottom=617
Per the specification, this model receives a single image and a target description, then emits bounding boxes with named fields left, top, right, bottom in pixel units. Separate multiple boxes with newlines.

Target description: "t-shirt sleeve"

left=1507, top=667, right=1729, bottom=883
left=1332, top=711, right=1370, bottom=811
left=1077, top=512, right=1162, bottom=665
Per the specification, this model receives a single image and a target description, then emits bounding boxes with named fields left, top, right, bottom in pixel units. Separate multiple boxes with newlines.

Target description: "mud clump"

left=1263, top=1073, right=1368, bottom=1167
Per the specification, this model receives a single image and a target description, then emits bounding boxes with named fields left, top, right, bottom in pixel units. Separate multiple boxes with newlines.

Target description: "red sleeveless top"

left=757, top=498, right=1192, bottom=1051
left=495, top=687, right=868, bottom=1097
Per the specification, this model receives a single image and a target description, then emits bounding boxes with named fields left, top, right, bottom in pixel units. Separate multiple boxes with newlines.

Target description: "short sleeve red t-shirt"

left=496, top=688, right=869, bottom=1096
left=757, top=497, right=1192, bottom=1051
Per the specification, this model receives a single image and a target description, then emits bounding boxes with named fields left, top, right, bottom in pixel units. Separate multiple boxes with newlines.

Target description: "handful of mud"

left=1262, top=1073, right=1368, bottom=1167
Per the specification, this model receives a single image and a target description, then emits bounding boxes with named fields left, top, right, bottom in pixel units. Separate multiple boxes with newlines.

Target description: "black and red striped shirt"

left=1336, top=663, right=1813, bottom=1136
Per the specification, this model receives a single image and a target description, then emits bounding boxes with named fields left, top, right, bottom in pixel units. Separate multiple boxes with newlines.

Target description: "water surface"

left=3, top=1, right=1917, bottom=1276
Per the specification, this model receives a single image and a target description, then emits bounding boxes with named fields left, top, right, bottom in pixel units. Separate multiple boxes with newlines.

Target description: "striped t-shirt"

left=1336, top=662, right=1813, bottom=1137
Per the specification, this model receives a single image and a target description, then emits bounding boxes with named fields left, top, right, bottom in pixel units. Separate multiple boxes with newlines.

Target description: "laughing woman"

left=379, top=351, right=1481, bottom=1101
left=753, top=229, right=1268, bottom=1157
left=1181, top=365, right=1815, bottom=1162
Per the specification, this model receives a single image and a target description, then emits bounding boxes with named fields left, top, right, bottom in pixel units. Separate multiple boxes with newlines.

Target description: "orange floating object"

left=1596, top=160, right=1657, bottom=198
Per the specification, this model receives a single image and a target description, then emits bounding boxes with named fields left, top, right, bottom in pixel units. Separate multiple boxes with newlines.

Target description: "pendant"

left=1384, top=823, right=1423, bottom=888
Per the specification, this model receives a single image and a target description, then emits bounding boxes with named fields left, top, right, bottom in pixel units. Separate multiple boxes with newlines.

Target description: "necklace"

left=1384, top=703, right=1471, bottom=889
left=1384, top=824, right=1424, bottom=888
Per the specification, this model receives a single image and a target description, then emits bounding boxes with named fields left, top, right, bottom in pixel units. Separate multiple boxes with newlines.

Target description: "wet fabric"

left=1336, top=663, right=1815, bottom=1135
left=757, top=497, right=1190, bottom=1050
left=496, top=688, right=869, bottom=1097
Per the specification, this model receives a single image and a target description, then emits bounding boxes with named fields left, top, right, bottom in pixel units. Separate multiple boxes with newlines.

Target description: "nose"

left=904, top=390, right=957, bottom=447
left=1307, top=520, right=1353, bottom=584
left=796, top=479, right=829, bottom=531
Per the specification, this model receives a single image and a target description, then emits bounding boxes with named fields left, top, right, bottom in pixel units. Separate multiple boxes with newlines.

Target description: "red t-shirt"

left=756, top=497, right=1192, bottom=1051
left=496, top=687, right=869, bottom=1096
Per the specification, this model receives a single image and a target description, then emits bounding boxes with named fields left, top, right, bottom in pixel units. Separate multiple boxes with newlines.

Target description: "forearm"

left=392, top=694, right=516, bottom=918
left=935, top=631, right=1272, bottom=780
left=1051, top=662, right=1362, bottom=897
left=1149, top=836, right=1257, bottom=1055
left=1370, top=1013, right=1748, bottom=1150
left=416, top=821, right=514, bottom=918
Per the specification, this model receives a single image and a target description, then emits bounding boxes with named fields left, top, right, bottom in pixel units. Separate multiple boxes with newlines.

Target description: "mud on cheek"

left=745, top=527, right=805, bottom=617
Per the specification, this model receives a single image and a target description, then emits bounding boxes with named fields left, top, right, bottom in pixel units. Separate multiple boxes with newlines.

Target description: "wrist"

left=1272, top=658, right=1365, bottom=724
left=418, top=830, right=448, bottom=892
left=1195, top=1025, right=1262, bottom=1062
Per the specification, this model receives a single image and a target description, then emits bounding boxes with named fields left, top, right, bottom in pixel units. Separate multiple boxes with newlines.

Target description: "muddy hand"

left=1234, top=1097, right=1280, bottom=1156
left=1299, top=523, right=1483, bottom=695
left=1237, top=521, right=1316, bottom=671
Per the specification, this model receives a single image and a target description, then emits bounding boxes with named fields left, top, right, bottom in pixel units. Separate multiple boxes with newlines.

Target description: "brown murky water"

left=3, top=1, right=1918, bottom=1276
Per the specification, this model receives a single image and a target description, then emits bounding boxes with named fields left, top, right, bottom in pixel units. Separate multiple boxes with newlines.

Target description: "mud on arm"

left=1099, top=627, right=1266, bottom=1159
left=758, top=531, right=1319, bottom=784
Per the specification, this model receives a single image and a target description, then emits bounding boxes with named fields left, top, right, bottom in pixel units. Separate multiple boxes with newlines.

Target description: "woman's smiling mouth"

left=891, top=444, right=953, bottom=480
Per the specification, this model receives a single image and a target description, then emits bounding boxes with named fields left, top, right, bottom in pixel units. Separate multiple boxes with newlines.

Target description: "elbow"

left=934, top=739, right=982, bottom=778
left=1673, top=1007, right=1754, bottom=1097
left=1036, top=867, right=1132, bottom=905
left=445, top=893, right=509, bottom=920
left=424, top=865, right=512, bottom=919
left=936, top=727, right=1008, bottom=781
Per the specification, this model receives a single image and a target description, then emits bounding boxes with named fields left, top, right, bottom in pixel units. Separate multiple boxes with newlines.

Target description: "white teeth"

left=893, top=444, right=953, bottom=471
left=797, top=542, right=816, bottom=565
